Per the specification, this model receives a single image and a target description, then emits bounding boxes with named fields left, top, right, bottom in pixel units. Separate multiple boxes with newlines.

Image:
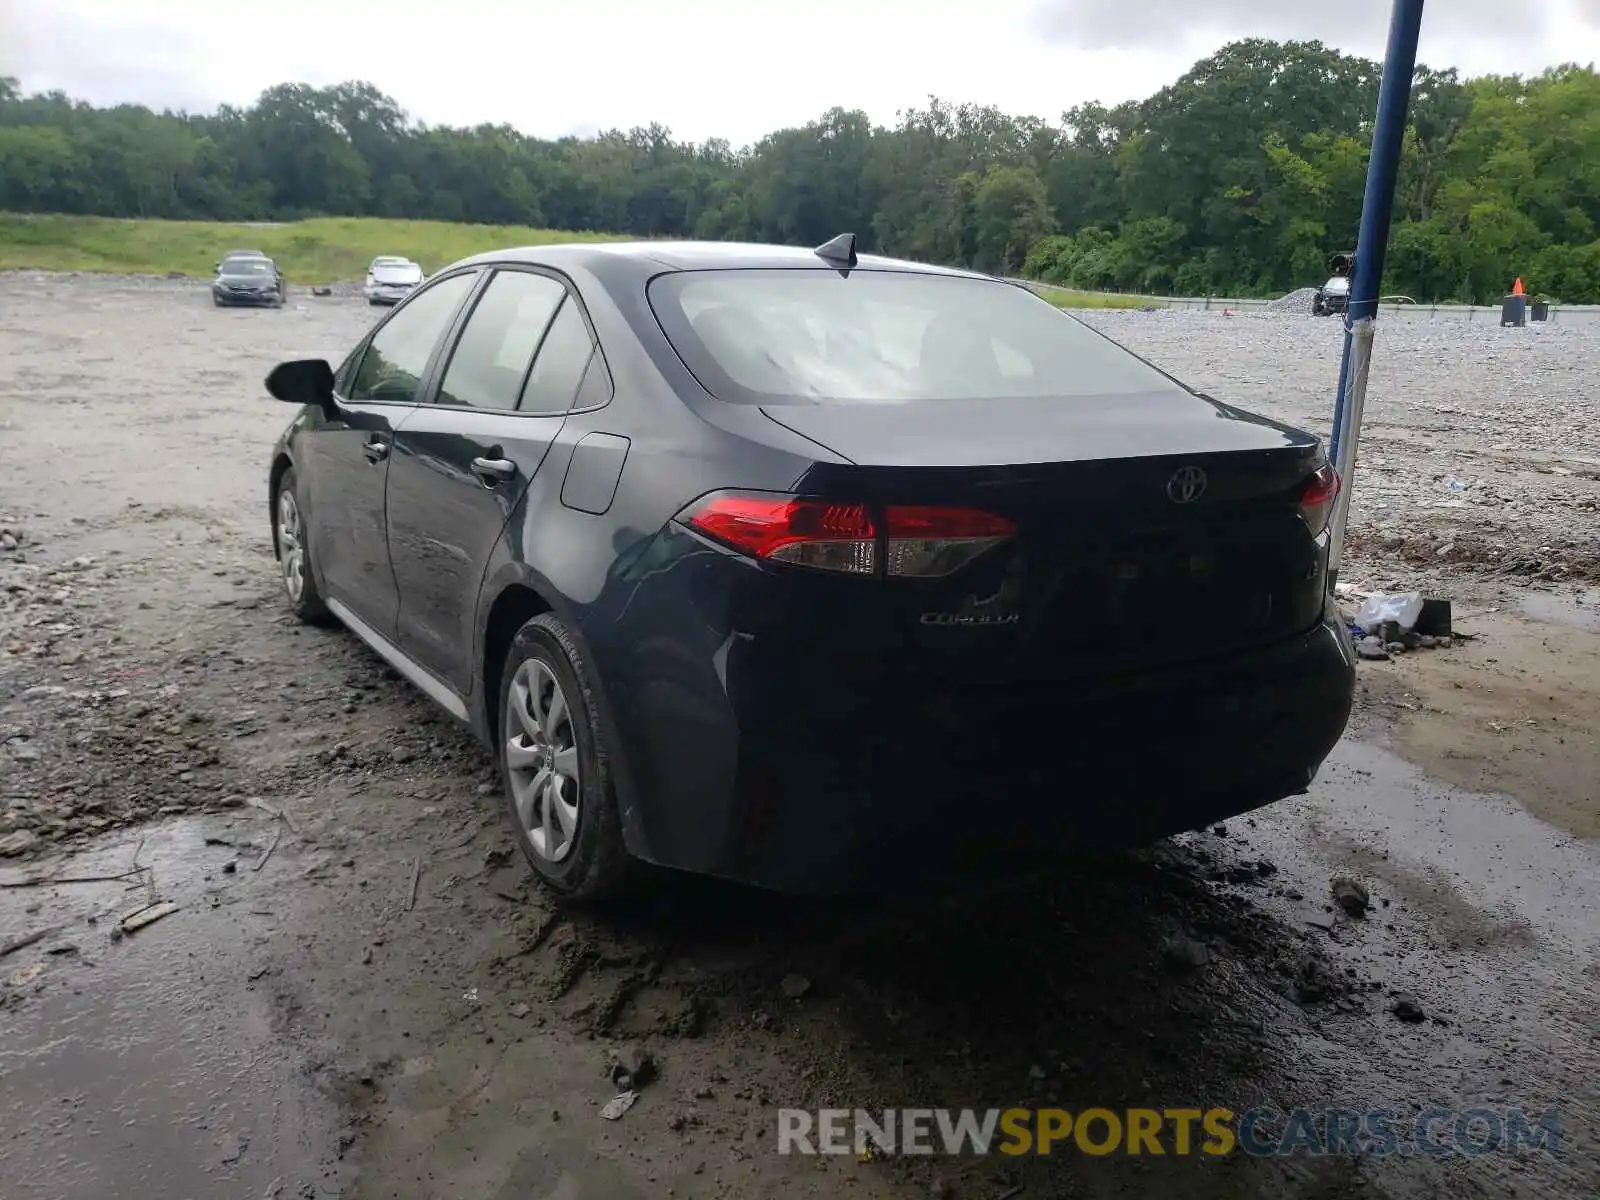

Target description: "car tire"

left=272, top=468, right=334, bottom=626
left=498, top=614, right=636, bottom=902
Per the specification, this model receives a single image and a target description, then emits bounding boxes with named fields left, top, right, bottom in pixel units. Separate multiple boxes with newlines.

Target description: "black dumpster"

left=1531, top=299, right=1549, bottom=322
left=1500, top=294, right=1526, bottom=327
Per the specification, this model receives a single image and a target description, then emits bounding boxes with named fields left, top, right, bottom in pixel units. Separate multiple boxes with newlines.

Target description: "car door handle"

left=363, top=438, right=389, bottom=463
left=470, top=456, right=517, bottom=484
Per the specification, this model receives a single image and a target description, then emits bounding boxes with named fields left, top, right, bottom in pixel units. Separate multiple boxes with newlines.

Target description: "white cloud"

left=2, top=0, right=1597, bottom=144
left=1030, top=0, right=1600, bottom=75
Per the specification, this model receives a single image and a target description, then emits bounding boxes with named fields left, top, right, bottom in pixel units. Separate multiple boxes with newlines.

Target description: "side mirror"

left=265, top=358, right=335, bottom=409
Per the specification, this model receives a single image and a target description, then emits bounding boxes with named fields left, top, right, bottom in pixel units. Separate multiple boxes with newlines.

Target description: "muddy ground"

left=2, top=275, right=1597, bottom=1200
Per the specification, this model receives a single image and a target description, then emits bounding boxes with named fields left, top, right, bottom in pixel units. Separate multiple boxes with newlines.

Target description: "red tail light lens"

left=679, top=492, right=1015, bottom=577
left=682, top=494, right=877, bottom=573
left=1298, top=463, right=1340, bottom=536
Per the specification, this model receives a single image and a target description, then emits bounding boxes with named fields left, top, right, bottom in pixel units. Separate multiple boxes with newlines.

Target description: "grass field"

left=1030, top=284, right=1166, bottom=310
left=0, top=214, right=624, bottom=280
left=0, top=213, right=1163, bottom=310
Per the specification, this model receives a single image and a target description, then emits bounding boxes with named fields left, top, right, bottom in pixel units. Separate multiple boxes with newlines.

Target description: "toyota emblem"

left=1166, top=465, right=1208, bottom=504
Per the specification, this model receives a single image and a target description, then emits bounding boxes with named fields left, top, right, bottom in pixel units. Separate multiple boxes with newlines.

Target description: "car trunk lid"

left=763, top=395, right=1328, bottom=681
left=761, top=389, right=1314, bottom=467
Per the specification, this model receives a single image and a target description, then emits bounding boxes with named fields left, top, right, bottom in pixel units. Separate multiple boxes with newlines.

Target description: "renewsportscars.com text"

left=777, top=1106, right=1564, bottom=1158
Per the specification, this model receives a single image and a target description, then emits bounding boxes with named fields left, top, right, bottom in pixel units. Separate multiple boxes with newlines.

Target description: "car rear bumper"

left=600, top=571, right=1356, bottom=893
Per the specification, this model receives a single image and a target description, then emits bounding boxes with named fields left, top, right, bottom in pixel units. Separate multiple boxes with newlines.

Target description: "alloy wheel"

left=277, top=488, right=305, bottom=603
left=506, top=659, right=581, bottom=861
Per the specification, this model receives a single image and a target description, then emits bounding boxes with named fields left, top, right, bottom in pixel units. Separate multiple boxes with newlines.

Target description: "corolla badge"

left=1166, top=465, right=1208, bottom=504
left=919, top=556, right=1025, bottom=627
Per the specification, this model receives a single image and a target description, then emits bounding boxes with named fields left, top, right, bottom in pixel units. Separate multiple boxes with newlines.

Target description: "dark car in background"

left=214, top=254, right=285, bottom=307
left=262, top=236, right=1356, bottom=900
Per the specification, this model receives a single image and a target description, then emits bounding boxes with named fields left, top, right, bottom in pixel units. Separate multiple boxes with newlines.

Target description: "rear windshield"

left=1324, top=276, right=1351, bottom=293
left=646, top=269, right=1175, bottom=405
left=375, top=263, right=422, bottom=282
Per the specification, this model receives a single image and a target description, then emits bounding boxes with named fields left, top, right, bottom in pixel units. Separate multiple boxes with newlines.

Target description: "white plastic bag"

left=1354, top=591, right=1424, bottom=634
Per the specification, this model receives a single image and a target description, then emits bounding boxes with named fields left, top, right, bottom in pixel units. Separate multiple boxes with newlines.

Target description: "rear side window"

left=348, top=272, right=476, bottom=403
left=518, top=297, right=596, bottom=415
left=647, top=269, right=1175, bottom=405
left=435, top=271, right=566, bottom=410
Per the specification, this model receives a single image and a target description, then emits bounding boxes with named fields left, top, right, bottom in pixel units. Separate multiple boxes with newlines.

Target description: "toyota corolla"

left=263, top=236, right=1356, bottom=899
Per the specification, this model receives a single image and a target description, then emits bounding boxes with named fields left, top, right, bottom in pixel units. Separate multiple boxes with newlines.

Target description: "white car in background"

left=363, top=256, right=424, bottom=306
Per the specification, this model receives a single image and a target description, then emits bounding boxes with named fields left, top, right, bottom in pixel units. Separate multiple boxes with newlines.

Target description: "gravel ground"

left=1, top=275, right=1597, bottom=1200
left=1077, top=308, right=1600, bottom=585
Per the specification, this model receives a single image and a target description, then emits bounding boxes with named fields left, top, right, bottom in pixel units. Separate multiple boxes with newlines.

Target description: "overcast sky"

left=2, top=0, right=1597, bottom=144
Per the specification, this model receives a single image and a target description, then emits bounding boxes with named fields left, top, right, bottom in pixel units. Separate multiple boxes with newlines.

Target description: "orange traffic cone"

left=1512, top=277, right=1525, bottom=296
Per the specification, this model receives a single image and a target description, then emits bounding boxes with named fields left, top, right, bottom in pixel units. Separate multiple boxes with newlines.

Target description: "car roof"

left=450, top=239, right=990, bottom=280
left=220, top=255, right=273, bottom=267
left=223, top=249, right=265, bottom=258
left=372, top=255, right=411, bottom=264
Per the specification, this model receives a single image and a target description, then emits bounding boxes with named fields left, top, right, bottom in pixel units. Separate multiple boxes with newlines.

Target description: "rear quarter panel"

left=469, top=259, right=849, bottom=858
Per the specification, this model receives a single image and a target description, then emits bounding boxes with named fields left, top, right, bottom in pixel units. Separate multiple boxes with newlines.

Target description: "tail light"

left=1298, top=463, right=1340, bottom=535
left=678, top=491, right=1014, bottom=578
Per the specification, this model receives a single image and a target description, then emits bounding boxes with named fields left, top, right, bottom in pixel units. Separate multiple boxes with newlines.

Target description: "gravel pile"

left=1264, top=286, right=1320, bottom=314
left=1077, top=308, right=1600, bottom=581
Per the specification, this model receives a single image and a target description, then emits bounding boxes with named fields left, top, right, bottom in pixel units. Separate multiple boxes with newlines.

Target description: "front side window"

left=647, top=269, right=1175, bottom=405
left=347, top=272, right=477, bottom=404
left=435, top=270, right=566, bottom=411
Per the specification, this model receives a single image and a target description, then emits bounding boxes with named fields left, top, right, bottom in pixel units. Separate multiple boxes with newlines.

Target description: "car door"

left=299, top=269, right=478, bottom=635
left=386, top=266, right=605, bottom=694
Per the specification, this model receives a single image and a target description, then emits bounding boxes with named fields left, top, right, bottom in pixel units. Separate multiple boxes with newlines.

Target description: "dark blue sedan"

left=263, top=236, right=1355, bottom=899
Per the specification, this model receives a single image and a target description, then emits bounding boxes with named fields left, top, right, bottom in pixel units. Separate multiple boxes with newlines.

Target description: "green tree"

left=3, top=48, right=1598, bottom=302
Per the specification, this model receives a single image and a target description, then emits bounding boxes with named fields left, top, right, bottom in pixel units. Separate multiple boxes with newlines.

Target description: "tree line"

left=2, top=39, right=1598, bottom=302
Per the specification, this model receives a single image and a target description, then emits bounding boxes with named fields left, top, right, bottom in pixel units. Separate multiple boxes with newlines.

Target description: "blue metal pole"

left=1328, top=0, right=1426, bottom=464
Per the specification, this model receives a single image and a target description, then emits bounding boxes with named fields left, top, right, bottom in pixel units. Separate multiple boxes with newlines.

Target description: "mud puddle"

left=0, top=815, right=350, bottom=1199
left=1351, top=604, right=1600, bottom=839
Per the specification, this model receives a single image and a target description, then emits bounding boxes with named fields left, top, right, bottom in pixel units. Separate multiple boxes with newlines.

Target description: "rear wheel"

left=498, top=614, right=634, bottom=901
left=273, top=468, right=333, bottom=625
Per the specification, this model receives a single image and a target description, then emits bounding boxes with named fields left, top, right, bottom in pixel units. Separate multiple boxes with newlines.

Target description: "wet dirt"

left=0, top=819, right=351, bottom=1199
left=1353, top=602, right=1600, bottom=839
left=3, top=275, right=1598, bottom=1199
